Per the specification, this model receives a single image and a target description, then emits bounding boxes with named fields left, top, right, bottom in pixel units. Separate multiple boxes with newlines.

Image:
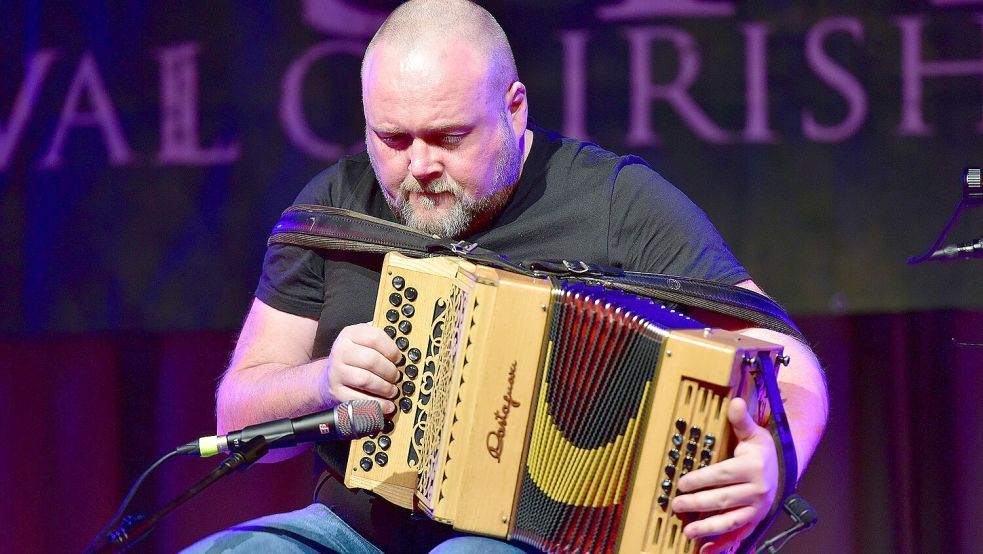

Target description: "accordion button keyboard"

left=675, top=418, right=687, bottom=433
left=404, top=364, right=419, bottom=379
left=399, top=397, right=413, bottom=413
left=360, top=457, right=373, bottom=471
left=682, top=455, right=695, bottom=470
left=661, top=479, right=672, bottom=492
left=363, top=441, right=376, bottom=455
left=383, top=419, right=395, bottom=434
left=690, top=426, right=702, bottom=441
left=404, top=287, right=418, bottom=301
left=402, top=381, right=416, bottom=396
left=375, top=452, right=389, bottom=466
left=386, top=309, right=399, bottom=323
left=384, top=326, right=397, bottom=339
left=391, top=276, right=405, bottom=290
left=398, top=320, right=412, bottom=334
left=686, top=440, right=697, bottom=454
left=401, top=304, right=415, bottom=318
left=664, top=464, right=676, bottom=478
left=396, top=337, right=410, bottom=351
left=658, top=495, right=670, bottom=508
left=389, top=293, right=403, bottom=307
left=668, top=448, right=680, bottom=463
left=672, top=434, right=683, bottom=447
left=407, top=348, right=422, bottom=363
left=396, top=354, right=406, bottom=367
left=378, top=435, right=391, bottom=450
left=704, top=434, right=716, bottom=449
left=700, top=449, right=712, bottom=462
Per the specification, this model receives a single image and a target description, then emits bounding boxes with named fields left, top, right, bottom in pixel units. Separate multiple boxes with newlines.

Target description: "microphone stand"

left=89, top=436, right=270, bottom=553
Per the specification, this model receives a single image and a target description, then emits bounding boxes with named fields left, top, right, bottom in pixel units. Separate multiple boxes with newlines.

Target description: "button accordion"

left=345, top=253, right=785, bottom=553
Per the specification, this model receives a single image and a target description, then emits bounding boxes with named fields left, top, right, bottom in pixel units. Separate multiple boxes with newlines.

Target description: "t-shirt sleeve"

left=254, top=168, right=336, bottom=319
left=608, top=161, right=750, bottom=285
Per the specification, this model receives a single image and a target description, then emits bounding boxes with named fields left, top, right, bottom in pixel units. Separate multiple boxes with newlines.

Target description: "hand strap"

left=736, top=354, right=798, bottom=554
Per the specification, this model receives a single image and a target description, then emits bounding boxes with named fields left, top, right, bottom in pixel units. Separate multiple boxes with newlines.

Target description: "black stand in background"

left=907, top=167, right=983, bottom=348
left=87, top=436, right=270, bottom=553
left=908, top=167, right=983, bottom=264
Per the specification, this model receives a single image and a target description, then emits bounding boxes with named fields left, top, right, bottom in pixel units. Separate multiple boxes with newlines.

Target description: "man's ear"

left=505, top=81, right=528, bottom=139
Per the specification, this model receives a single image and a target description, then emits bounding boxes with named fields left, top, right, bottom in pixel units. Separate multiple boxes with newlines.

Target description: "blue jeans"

left=180, top=503, right=529, bottom=554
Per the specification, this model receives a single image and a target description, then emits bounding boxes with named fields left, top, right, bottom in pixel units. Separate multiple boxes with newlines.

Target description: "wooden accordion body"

left=345, top=253, right=784, bottom=553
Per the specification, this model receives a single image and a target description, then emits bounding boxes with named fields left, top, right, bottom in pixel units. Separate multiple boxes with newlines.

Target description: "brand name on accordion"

left=486, top=361, right=521, bottom=463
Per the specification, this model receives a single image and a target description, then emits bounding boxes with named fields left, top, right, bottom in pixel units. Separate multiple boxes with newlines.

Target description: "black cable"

left=102, top=437, right=270, bottom=552
left=907, top=200, right=967, bottom=264
left=766, top=532, right=796, bottom=554
left=84, top=448, right=181, bottom=554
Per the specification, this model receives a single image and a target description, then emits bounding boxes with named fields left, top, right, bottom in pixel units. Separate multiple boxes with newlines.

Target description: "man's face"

left=362, top=42, right=523, bottom=238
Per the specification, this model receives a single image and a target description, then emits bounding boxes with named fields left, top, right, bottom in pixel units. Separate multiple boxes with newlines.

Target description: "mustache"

left=399, top=177, right=464, bottom=197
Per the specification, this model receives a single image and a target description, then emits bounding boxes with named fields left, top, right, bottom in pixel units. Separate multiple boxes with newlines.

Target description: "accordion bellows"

left=345, top=253, right=782, bottom=553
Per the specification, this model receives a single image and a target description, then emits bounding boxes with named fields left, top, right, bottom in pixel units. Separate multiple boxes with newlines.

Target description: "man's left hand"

left=670, top=397, right=778, bottom=554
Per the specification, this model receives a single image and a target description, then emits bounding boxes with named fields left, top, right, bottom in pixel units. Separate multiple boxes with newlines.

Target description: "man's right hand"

left=319, top=323, right=401, bottom=415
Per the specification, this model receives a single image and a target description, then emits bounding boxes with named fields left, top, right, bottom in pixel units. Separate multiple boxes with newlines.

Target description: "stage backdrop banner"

left=2, top=0, right=983, bottom=334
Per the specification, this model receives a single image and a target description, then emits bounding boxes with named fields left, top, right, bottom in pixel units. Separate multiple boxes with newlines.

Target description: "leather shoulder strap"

left=268, top=205, right=802, bottom=339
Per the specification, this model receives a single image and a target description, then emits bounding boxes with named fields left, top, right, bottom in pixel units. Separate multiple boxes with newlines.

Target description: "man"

left=194, top=1, right=828, bottom=552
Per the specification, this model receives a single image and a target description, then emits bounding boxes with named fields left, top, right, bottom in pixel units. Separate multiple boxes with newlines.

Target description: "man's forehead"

left=363, top=41, right=487, bottom=89
left=362, top=41, right=495, bottom=126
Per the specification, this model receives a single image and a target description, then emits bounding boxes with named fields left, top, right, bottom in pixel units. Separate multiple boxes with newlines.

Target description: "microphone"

left=783, top=494, right=818, bottom=529
left=178, top=400, right=385, bottom=457
left=753, top=494, right=819, bottom=553
left=929, top=237, right=983, bottom=260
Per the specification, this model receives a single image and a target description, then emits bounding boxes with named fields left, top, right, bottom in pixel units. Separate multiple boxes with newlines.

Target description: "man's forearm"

left=216, top=359, right=326, bottom=434
left=215, top=359, right=328, bottom=462
left=741, top=327, right=829, bottom=477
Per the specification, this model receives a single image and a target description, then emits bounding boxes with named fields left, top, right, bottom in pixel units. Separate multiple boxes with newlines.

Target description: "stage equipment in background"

left=84, top=400, right=384, bottom=553
left=908, top=167, right=983, bottom=263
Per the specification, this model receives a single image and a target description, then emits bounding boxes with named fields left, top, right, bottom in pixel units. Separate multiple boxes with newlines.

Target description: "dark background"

left=1, top=1, right=981, bottom=552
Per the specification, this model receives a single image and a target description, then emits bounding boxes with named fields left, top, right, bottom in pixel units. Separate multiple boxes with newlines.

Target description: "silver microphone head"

left=334, top=400, right=385, bottom=439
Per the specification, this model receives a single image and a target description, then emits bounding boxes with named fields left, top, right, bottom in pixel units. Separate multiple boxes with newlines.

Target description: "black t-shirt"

left=254, top=126, right=749, bottom=552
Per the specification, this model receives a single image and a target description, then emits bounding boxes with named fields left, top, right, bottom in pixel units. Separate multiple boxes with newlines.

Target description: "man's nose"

left=408, top=139, right=442, bottom=182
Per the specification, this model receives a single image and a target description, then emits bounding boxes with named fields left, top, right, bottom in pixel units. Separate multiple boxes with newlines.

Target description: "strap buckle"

left=562, top=260, right=591, bottom=274
left=451, top=241, right=478, bottom=255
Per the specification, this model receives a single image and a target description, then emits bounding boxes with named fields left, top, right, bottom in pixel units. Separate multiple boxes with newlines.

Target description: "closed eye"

left=441, top=133, right=466, bottom=146
left=376, top=132, right=410, bottom=149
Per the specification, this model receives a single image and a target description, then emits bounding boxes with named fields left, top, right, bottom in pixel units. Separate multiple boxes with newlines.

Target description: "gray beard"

left=397, top=178, right=513, bottom=238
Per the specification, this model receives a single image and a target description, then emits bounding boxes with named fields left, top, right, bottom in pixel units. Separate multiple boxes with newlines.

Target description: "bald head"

left=359, top=0, right=531, bottom=238
left=361, top=0, right=518, bottom=101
